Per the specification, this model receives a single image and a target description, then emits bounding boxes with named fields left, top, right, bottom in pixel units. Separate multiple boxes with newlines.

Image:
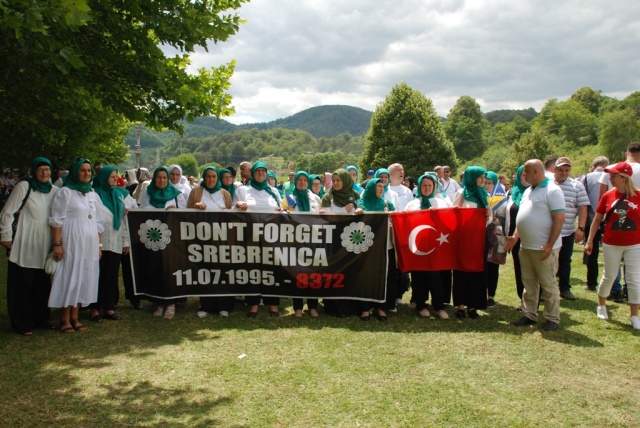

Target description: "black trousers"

left=411, top=271, right=444, bottom=311
left=292, top=298, right=318, bottom=311
left=511, top=240, right=524, bottom=299
left=439, top=270, right=452, bottom=305
left=92, top=250, right=121, bottom=312
left=583, top=223, right=601, bottom=288
left=121, top=252, right=139, bottom=304
left=452, top=270, right=487, bottom=310
left=7, top=262, right=51, bottom=333
left=486, top=262, right=500, bottom=297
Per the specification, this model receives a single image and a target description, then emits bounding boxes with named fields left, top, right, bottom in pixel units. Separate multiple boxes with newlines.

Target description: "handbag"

left=44, top=252, right=58, bottom=275
left=487, top=218, right=507, bottom=265
left=5, top=186, right=31, bottom=256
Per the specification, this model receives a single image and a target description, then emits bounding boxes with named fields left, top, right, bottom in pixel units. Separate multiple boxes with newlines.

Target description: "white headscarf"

left=168, top=164, right=191, bottom=200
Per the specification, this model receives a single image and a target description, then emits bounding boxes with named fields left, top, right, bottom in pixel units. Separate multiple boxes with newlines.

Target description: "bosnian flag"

left=282, top=190, right=297, bottom=211
left=391, top=208, right=486, bottom=272
left=488, top=182, right=507, bottom=213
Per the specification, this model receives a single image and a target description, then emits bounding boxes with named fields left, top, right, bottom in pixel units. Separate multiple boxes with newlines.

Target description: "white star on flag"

left=436, top=233, right=449, bottom=245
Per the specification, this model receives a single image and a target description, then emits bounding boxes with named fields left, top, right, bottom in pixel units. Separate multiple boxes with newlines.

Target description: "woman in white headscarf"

left=168, top=164, right=192, bottom=202
left=132, top=167, right=151, bottom=206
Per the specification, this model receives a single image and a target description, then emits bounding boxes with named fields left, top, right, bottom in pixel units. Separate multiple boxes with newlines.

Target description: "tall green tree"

left=165, top=153, right=199, bottom=178
left=360, top=83, right=456, bottom=179
left=444, top=95, right=487, bottom=161
left=599, top=109, right=640, bottom=162
left=570, top=86, right=603, bottom=115
left=503, top=129, right=552, bottom=175
left=1, top=0, right=245, bottom=169
left=535, top=99, right=598, bottom=146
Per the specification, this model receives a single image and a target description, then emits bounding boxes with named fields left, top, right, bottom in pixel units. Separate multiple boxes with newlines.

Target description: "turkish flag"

left=391, top=208, right=486, bottom=272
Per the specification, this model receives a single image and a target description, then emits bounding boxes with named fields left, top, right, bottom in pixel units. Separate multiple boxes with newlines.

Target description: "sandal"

left=60, top=323, right=75, bottom=334
left=90, top=314, right=103, bottom=322
left=153, top=306, right=164, bottom=317
left=70, top=319, right=87, bottom=332
left=163, top=306, right=175, bottom=319
left=102, top=311, right=122, bottom=321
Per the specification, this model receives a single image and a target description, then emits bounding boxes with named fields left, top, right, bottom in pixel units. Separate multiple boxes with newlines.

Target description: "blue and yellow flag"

left=488, top=182, right=507, bottom=213
left=282, top=190, right=297, bottom=211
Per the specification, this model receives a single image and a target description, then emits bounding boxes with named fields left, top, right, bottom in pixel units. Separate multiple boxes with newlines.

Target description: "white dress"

left=292, top=190, right=322, bottom=213
left=48, top=188, right=108, bottom=307
left=0, top=181, right=58, bottom=268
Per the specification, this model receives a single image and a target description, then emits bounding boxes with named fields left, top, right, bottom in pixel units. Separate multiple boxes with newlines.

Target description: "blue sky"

left=187, top=0, right=640, bottom=124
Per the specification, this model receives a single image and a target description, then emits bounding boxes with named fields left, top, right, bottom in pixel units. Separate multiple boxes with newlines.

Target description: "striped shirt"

left=555, top=177, right=589, bottom=237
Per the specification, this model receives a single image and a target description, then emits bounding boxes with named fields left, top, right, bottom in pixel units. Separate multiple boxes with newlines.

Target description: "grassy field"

left=0, top=248, right=638, bottom=427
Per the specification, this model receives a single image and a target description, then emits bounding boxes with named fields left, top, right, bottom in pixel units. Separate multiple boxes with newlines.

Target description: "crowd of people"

left=2, top=144, right=640, bottom=336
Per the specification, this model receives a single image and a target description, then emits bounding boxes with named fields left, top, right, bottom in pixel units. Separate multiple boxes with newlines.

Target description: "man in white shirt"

left=582, top=156, right=609, bottom=291
left=388, top=163, right=413, bottom=212
left=439, top=165, right=461, bottom=201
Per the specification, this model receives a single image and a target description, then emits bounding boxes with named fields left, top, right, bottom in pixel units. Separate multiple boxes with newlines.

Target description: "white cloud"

left=190, top=0, right=640, bottom=124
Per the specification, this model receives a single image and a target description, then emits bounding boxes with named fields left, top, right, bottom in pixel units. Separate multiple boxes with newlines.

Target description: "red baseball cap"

left=604, top=161, right=633, bottom=177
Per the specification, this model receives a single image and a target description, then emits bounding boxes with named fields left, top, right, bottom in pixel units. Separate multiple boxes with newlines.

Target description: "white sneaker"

left=395, top=298, right=404, bottom=306
left=196, top=311, right=209, bottom=319
left=631, top=316, right=640, bottom=330
left=219, top=311, right=229, bottom=317
left=596, top=305, right=608, bottom=320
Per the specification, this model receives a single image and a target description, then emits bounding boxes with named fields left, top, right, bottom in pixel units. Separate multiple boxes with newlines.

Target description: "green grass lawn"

left=0, top=248, right=638, bottom=427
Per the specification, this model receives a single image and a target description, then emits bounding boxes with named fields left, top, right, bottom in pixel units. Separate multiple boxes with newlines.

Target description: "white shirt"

left=389, top=184, right=414, bottom=211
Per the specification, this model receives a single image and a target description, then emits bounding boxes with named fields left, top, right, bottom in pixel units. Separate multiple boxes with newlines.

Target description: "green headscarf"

left=249, top=161, right=281, bottom=206
left=219, top=168, right=236, bottom=200
left=292, top=171, right=311, bottom=212
left=267, top=171, right=284, bottom=198
left=147, top=166, right=181, bottom=208
left=510, top=165, right=528, bottom=206
left=63, top=158, right=93, bottom=193
left=28, top=157, right=53, bottom=193
left=200, top=166, right=222, bottom=194
left=416, top=174, right=438, bottom=209
left=374, top=168, right=391, bottom=192
left=462, top=166, right=489, bottom=208
left=93, top=166, right=128, bottom=230
left=322, top=168, right=358, bottom=208
left=485, top=171, right=499, bottom=186
left=347, top=165, right=364, bottom=194
left=358, top=178, right=394, bottom=212
left=309, top=174, right=325, bottom=197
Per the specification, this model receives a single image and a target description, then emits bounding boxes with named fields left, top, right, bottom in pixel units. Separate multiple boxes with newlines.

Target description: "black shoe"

left=269, top=310, right=279, bottom=318
left=376, top=311, right=388, bottom=321
left=359, top=314, right=371, bottom=321
left=513, top=316, right=537, bottom=326
left=247, top=311, right=258, bottom=319
left=607, top=291, right=624, bottom=303
left=33, top=321, right=56, bottom=330
left=102, top=312, right=122, bottom=321
left=584, top=285, right=597, bottom=291
left=455, top=309, right=466, bottom=319
left=560, top=290, right=576, bottom=300
left=467, top=309, right=479, bottom=319
left=486, top=299, right=496, bottom=308
left=543, top=320, right=559, bottom=331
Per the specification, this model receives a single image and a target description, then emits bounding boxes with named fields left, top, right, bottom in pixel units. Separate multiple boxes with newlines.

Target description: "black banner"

left=127, top=210, right=389, bottom=302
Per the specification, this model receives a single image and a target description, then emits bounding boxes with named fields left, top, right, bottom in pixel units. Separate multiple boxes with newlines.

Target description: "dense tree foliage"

left=1, top=0, right=245, bottom=169
left=599, top=109, right=640, bottom=161
left=444, top=96, right=488, bottom=161
left=165, top=154, right=199, bottom=178
left=484, top=108, right=538, bottom=125
left=360, top=83, right=457, bottom=179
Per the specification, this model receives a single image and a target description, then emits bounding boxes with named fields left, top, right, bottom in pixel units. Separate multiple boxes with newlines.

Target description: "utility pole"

left=134, top=124, right=142, bottom=169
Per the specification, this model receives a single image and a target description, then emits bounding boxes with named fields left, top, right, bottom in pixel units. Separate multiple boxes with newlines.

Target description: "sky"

left=188, top=0, right=640, bottom=125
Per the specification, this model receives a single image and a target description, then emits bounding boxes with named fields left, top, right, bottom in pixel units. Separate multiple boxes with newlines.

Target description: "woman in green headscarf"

left=321, top=168, right=359, bottom=213
left=356, top=178, right=396, bottom=321
left=187, top=166, right=234, bottom=319
left=88, top=166, right=137, bottom=323
left=403, top=174, right=453, bottom=320
left=49, top=158, right=108, bottom=333
left=451, top=166, right=491, bottom=320
left=234, top=161, right=282, bottom=318
left=219, top=168, right=237, bottom=202
left=141, top=166, right=185, bottom=209
left=0, top=157, right=59, bottom=335
left=289, top=170, right=323, bottom=317
left=505, top=165, right=529, bottom=302
left=309, top=174, right=325, bottom=198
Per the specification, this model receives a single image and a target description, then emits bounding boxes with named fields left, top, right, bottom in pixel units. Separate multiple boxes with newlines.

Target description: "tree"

left=535, top=99, right=598, bottom=146
left=599, top=109, right=640, bottom=162
left=165, top=153, right=199, bottom=178
left=360, top=83, right=457, bottom=179
left=503, top=130, right=552, bottom=174
left=444, top=95, right=487, bottom=161
left=1, top=0, right=245, bottom=169
left=570, top=86, right=602, bottom=115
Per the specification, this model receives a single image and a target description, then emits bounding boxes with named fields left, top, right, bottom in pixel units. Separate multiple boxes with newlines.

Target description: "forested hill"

left=164, top=105, right=373, bottom=141
left=240, top=105, right=373, bottom=138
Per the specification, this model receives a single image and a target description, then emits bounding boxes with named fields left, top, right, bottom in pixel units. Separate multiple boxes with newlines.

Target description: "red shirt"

left=596, top=190, right=640, bottom=246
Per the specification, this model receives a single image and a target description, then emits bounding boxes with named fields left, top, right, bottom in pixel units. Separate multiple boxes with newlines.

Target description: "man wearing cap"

left=505, top=159, right=565, bottom=331
left=554, top=156, right=589, bottom=300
